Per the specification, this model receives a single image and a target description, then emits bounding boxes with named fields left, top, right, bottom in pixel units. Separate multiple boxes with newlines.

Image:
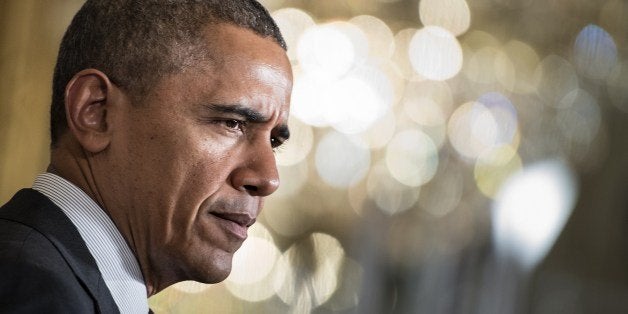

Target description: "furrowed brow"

left=202, top=103, right=267, bottom=122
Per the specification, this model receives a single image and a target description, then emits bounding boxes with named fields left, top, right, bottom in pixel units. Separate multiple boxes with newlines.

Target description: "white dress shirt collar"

left=33, top=173, right=149, bottom=313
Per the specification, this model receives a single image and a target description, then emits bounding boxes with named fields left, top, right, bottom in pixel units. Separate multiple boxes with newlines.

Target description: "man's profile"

left=0, top=0, right=292, bottom=312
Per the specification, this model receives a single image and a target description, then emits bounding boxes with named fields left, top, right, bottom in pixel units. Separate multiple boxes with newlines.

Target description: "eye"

left=270, top=136, right=287, bottom=151
left=270, top=137, right=279, bottom=148
left=220, top=119, right=245, bottom=131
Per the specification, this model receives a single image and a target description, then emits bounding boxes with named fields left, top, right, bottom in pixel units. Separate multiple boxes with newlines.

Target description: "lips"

left=210, top=212, right=256, bottom=240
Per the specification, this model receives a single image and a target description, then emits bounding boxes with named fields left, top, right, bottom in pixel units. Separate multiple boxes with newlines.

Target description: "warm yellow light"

left=271, top=8, right=315, bottom=62
left=606, top=62, right=628, bottom=113
left=392, top=28, right=419, bottom=79
left=402, top=80, right=453, bottom=128
left=276, top=117, right=313, bottom=166
left=496, top=40, right=540, bottom=94
left=351, top=110, right=396, bottom=150
left=367, top=160, right=421, bottom=215
left=262, top=197, right=313, bottom=237
left=226, top=224, right=280, bottom=302
left=349, top=15, right=395, bottom=60
left=274, top=233, right=345, bottom=312
left=474, top=145, right=523, bottom=198
left=273, top=162, right=309, bottom=199
left=464, top=46, right=503, bottom=85
left=533, top=55, right=579, bottom=108
left=170, top=281, right=211, bottom=294
left=448, top=93, right=519, bottom=161
left=419, top=0, right=471, bottom=36
left=448, top=101, right=498, bottom=160
left=386, top=129, right=439, bottom=187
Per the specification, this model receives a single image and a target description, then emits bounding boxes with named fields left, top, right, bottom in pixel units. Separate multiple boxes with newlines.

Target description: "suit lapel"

left=0, top=189, right=119, bottom=313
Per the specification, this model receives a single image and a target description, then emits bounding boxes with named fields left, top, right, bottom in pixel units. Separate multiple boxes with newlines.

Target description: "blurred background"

left=1, top=0, right=627, bottom=313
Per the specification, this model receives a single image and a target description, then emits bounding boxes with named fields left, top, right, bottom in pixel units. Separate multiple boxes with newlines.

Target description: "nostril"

left=243, top=185, right=258, bottom=192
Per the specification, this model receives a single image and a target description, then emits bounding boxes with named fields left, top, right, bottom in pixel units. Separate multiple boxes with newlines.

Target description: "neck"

left=49, top=140, right=106, bottom=210
left=50, top=137, right=182, bottom=297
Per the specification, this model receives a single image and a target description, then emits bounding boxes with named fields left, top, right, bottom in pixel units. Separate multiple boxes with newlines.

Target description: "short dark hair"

left=50, top=0, right=286, bottom=147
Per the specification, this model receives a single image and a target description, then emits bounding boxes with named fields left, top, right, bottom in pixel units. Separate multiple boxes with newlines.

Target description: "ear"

left=64, top=69, right=115, bottom=153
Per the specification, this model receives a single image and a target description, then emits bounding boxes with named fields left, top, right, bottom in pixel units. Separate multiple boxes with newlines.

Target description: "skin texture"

left=49, top=23, right=293, bottom=296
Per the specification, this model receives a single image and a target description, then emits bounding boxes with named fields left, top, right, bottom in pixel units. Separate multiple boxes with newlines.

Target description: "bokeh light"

left=606, top=61, right=628, bottom=113
left=386, top=129, right=439, bottom=187
left=291, top=64, right=393, bottom=133
left=263, top=196, right=314, bottom=237
left=225, top=223, right=280, bottom=302
left=492, top=160, right=578, bottom=270
left=290, top=71, right=332, bottom=127
left=409, top=26, right=463, bottom=81
left=367, top=160, right=421, bottom=215
left=402, top=80, right=453, bottom=130
left=573, top=24, right=618, bottom=80
left=392, top=28, right=419, bottom=79
left=170, top=281, right=211, bottom=294
left=474, top=145, right=523, bottom=198
left=330, top=64, right=394, bottom=134
left=297, top=22, right=368, bottom=78
left=273, top=162, right=309, bottom=199
left=534, top=55, right=579, bottom=108
left=274, top=233, right=345, bottom=312
left=349, top=15, right=395, bottom=60
left=464, top=46, right=504, bottom=85
left=462, top=30, right=500, bottom=50
left=8, top=1, right=627, bottom=313
left=477, top=92, right=519, bottom=145
left=257, top=0, right=286, bottom=10
left=418, top=161, right=464, bottom=217
left=419, top=0, right=471, bottom=36
left=271, top=8, right=315, bottom=62
left=276, top=117, right=313, bottom=166
left=350, top=109, right=397, bottom=150
left=556, top=88, right=601, bottom=146
left=320, top=257, right=364, bottom=312
left=497, top=40, right=540, bottom=94
left=448, top=94, right=518, bottom=161
left=316, top=130, right=371, bottom=188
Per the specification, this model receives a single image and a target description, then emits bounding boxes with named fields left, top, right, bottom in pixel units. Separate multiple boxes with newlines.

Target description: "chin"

left=185, top=251, right=234, bottom=284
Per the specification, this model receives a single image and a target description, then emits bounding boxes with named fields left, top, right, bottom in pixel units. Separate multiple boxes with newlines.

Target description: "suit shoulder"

left=0, top=218, right=64, bottom=264
left=0, top=219, right=97, bottom=313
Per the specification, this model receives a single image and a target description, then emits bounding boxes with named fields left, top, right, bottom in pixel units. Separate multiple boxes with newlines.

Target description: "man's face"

left=101, top=24, right=292, bottom=288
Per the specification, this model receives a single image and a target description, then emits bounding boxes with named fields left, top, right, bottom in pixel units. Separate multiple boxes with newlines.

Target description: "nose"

left=230, top=140, right=280, bottom=197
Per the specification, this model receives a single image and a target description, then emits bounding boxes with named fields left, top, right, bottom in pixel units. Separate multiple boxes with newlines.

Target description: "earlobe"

left=64, top=69, right=114, bottom=153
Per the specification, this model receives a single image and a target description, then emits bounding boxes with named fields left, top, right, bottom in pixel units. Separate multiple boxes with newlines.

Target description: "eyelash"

left=271, top=137, right=284, bottom=150
left=218, top=119, right=245, bottom=131
left=215, top=119, right=284, bottom=150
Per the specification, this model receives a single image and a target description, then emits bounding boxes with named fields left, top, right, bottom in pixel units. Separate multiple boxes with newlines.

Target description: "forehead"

left=203, top=23, right=292, bottom=114
left=203, top=23, right=291, bottom=77
left=144, top=23, right=292, bottom=117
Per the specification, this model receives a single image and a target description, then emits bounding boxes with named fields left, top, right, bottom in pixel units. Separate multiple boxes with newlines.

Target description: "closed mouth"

left=211, top=212, right=256, bottom=227
left=209, top=211, right=255, bottom=240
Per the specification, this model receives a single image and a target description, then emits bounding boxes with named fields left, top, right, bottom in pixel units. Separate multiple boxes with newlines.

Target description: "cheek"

left=163, top=140, right=236, bottom=212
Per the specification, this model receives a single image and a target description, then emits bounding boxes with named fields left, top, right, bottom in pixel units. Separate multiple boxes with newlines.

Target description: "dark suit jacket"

left=0, top=189, right=119, bottom=313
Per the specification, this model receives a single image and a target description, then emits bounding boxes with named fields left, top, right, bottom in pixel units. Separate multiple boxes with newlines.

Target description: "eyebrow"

left=201, top=103, right=290, bottom=140
left=202, top=103, right=267, bottom=122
